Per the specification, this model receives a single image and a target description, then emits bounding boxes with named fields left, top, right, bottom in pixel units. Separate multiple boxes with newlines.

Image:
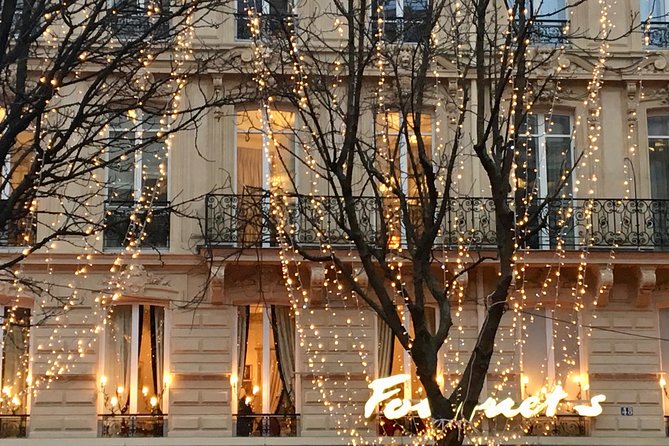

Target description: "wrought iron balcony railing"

left=109, top=5, right=170, bottom=41
left=235, top=13, right=297, bottom=40
left=204, top=194, right=669, bottom=251
left=0, top=414, right=28, bottom=438
left=644, top=21, right=669, bottom=48
left=483, top=414, right=590, bottom=437
left=234, top=413, right=299, bottom=437
left=98, top=413, right=166, bottom=438
left=104, top=201, right=170, bottom=250
left=530, top=19, right=569, bottom=45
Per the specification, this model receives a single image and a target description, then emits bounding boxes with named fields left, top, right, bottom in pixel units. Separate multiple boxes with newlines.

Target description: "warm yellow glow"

left=150, top=396, right=158, bottom=407
left=110, top=396, right=118, bottom=407
left=11, top=396, right=20, bottom=407
left=230, top=374, right=238, bottom=387
left=252, top=385, right=260, bottom=395
left=100, top=376, right=107, bottom=387
left=163, top=373, right=171, bottom=386
left=116, top=386, right=124, bottom=395
left=660, top=377, right=667, bottom=388
left=142, top=386, right=149, bottom=397
left=521, top=375, right=529, bottom=385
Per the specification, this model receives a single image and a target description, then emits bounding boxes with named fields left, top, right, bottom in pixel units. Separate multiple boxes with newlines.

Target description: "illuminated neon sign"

left=364, top=374, right=606, bottom=420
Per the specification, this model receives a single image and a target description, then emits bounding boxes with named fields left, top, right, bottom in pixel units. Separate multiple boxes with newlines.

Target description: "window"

left=646, top=116, right=669, bottom=247
left=522, top=307, right=584, bottom=405
left=235, top=108, right=296, bottom=244
left=642, top=0, right=669, bottom=47
left=375, top=111, right=433, bottom=246
left=522, top=0, right=568, bottom=45
left=100, top=304, right=169, bottom=422
left=371, top=0, right=429, bottom=43
left=659, top=308, right=669, bottom=417
left=0, top=307, right=30, bottom=438
left=376, top=307, right=434, bottom=436
left=236, top=305, right=296, bottom=437
left=105, top=114, right=169, bottom=249
left=109, top=0, right=170, bottom=41
left=0, top=124, right=35, bottom=248
left=235, top=0, right=293, bottom=40
left=516, top=113, right=574, bottom=248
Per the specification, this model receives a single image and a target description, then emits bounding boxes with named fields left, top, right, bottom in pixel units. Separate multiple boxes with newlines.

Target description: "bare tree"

left=222, top=0, right=628, bottom=444
left=0, top=0, right=256, bottom=296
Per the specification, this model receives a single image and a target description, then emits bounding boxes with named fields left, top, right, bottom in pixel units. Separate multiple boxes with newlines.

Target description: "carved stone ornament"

left=120, top=264, right=173, bottom=298
left=635, top=267, right=656, bottom=308
left=310, top=264, right=326, bottom=302
left=593, top=265, right=613, bottom=308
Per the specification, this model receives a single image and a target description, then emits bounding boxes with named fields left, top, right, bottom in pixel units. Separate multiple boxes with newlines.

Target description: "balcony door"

left=235, top=108, right=295, bottom=244
left=517, top=113, right=574, bottom=249
left=647, top=116, right=669, bottom=247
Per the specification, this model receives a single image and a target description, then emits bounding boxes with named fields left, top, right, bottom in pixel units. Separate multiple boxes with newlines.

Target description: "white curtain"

left=237, top=306, right=249, bottom=395
left=377, top=316, right=394, bottom=378
left=107, top=305, right=132, bottom=411
left=271, top=306, right=295, bottom=413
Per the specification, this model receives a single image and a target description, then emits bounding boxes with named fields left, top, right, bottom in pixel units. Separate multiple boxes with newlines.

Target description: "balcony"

left=235, top=13, right=296, bottom=40
left=234, top=413, right=299, bottom=437
left=0, top=414, right=28, bottom=438
left=516, top=19, right=569, bottom=45
left=98, top=413, right=166, bottom=437
left=109, top=5, right=170, bottom=41
left=204, top=194, right=669, bottom=251
left=104, top=201, right=170, bottom=250
left=644, top=21, right=669, bottom=48
left=372, top=16, right=429, bottom=43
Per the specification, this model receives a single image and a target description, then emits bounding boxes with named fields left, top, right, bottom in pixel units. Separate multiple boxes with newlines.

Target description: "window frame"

left=370, top=0, right=429, bottom=43
left=520, top=307, right=587, bottom=404
left=98, top=303, right=170, bottom=415
left=104, top=112, right=170, bottom=250
left=234, top=0, right=293, bottom=41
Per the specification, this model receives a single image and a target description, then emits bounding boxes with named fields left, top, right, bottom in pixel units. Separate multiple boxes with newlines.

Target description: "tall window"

left=236, top=305, right=296, bottom=436
left=0, top=307, right=31, bottom=415
left=646, top=116, right=669, bottom=247
left=0, top=127, right=35, bottom=247
left=235, top=0, right=292, bottom=40
left=516, top=113, right=574, bottom=248
left=522, top=308, right=583, bottom=403
left=375, top=111, right=433, bottom=246
left=103, top=305, right=166, bottom=415
left=642, top=0, right=669, bottom=47
left=376, top=307, right=435, bottom=436
left=371, top=0, right=429, bottom=43
left=105, top=114, right=169, bottom=249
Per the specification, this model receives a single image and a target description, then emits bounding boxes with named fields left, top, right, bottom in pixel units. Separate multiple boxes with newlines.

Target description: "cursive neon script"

left=365, top=374, right=606, bottom=420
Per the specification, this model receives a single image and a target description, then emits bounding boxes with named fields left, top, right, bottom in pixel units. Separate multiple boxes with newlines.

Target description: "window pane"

left=545, top=136, right=572, bottom=196
left=106, top=305, right=132, bottom=412
left=649, top=116, right=669, bottom=136
left=535, top=0, right=566, bottom=18
left=137, top=305, right=164, bottom=413
left=641, top=0, right=665, bottom=19
left=108, top=132, right=135, bottom=202
left=2, top=307, right=30, bottom=413
left=142, top=138, right=168, bottom=203
left=660, top=308, right=669, bottom=415
left=545, top=114, right=571, bottom=136
left=552, top=308, right=580, bottom=399
left=523, top=310, right=548, bottom=396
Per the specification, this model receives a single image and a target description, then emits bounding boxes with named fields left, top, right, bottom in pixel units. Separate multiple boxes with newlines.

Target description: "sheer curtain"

left=271, top=306, right=295, bottom=413
left=107, top=305, right=132, bottom=411
left=2, top=308, right=30, bottom=412
left=377, top=316, right=394, bottom=378
left=237, top=306, right=250, bottom=396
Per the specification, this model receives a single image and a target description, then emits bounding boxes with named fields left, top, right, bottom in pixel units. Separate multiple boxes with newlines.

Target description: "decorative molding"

left=119, top=264, right=179, bottom=300
left=593, top=265, right=613, bottom=308
left=635, top=266, right=656, bottom=308
left=210, top=265, right=225, bottom=305
left=589, top=372, right=659, bottom=381
left=310, top=264, right=326, bottom=302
